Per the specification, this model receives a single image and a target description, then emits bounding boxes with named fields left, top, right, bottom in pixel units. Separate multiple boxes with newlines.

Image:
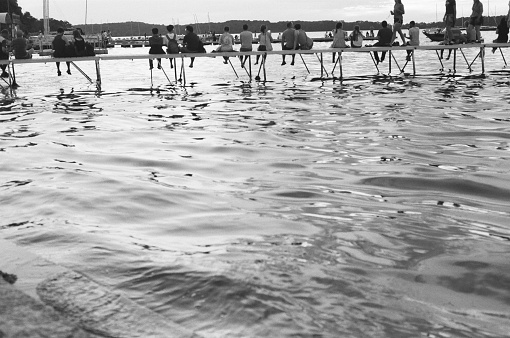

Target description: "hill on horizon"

left=73, top=17, right=502, bottom=37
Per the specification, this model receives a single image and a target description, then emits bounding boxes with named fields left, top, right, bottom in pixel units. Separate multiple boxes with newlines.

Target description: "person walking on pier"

left=164, top=25, right=179, bottom=69
left=52, top=28, right=71, bottom=76
left=239, top=24, right=253, bottom=68
left=281, top=22, right=296, bottom=66
left=255, top=25, right=273, bottom=65
left=293, top=24, right=313, bottom=50
left=0, top=29, right=10, bottom=78
left=148, top=28, right=165, bottom=70
left=181, top=25, right=206, bottom=68
left=444, top=0, right=456, bottom=44
left=372, top=21, right=393, bottom=65
left=390, top=0, right=406, bottom=46
left=469, top=0, right=483, bottom=42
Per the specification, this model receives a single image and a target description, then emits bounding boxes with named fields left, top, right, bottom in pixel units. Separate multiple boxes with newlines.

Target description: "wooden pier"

left=1, top=43, right=509, bottom=91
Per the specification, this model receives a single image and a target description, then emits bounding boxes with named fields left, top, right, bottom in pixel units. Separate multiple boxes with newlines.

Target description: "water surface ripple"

left=1, top=45, right=510, bottom=337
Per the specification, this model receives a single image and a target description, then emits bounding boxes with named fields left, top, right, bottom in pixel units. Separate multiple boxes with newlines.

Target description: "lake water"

left=1, top=32, right=510, bottom=337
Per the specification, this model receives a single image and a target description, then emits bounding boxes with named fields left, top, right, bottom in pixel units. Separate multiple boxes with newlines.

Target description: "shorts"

left=240, top=47, right=252, bottom=52
left=470, top=16, right=483, bottom=26
left=282, top=45, right=294, bottom=51
left=257, top=45, right=267, bottom=51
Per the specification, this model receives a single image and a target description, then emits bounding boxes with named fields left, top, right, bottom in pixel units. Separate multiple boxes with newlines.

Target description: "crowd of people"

left=2, top=0, right=510, bottom=76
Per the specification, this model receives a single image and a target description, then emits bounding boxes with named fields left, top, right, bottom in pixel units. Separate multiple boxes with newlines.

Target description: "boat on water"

left=422, top=28, right=446, bottom=42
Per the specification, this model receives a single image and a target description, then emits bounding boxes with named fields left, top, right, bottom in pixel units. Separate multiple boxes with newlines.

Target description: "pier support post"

left=389, top=50, right=392, bottom=74
left=499, top=48, right=508, bottom=67
left=95, top=59, right=102, bottom=90
left=480, top=46, right=485, bottom=74
left=453, top=49, right=457, bottom=73
left=339, top=51, right=343, bottom=79
left=412, top=49, right=416, bottom=76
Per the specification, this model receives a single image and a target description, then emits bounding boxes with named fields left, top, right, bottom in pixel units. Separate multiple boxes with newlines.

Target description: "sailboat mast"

left=43, top=0, right=50, bottom=35
left=85, top=0, right=88, bottom=25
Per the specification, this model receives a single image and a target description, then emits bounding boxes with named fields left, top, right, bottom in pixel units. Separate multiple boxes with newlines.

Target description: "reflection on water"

left=1, top=44, right=510, bottom=337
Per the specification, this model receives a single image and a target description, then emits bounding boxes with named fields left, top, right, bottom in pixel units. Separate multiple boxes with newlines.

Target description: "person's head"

left=287, top=22, right=293, bottom=28
left=409, top=21, right=415, bottom=27
left=73, top=29, right=82, bottom=38
left=260, top=25, right=267, bottom=33
left=186, top=25, right=193, bottom=34
left=152, top=28, right=159, bottom=35
left=1, top=29, right=8, bottom=38
left=295, top=24, right=301, bottom=30
left=354, top=25, right=360, bottom=32
left=336, top=22, right=343, bottom=30
left=243, top=24, right=248, bottom=31
left=224, top=26, right=230, bottom=32
left=382, top=20, right=388, bottom=28
left=166, top=24, right=174, bottom=32
left=57, top=27, right=65, bottom=35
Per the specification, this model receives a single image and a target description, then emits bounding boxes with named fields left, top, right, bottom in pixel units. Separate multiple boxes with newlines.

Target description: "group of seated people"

left=148, top=23, right=316, bottom=69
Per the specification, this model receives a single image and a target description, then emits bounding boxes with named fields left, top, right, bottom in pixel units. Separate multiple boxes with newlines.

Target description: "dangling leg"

left=56, top=62, right=62, bottom=76
left=66, top=62, right=71, bottom=75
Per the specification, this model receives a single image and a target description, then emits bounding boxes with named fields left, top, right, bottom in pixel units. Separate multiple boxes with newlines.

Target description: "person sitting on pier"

left=73, top=29, right=86, bottom=57
left=52, top=27, right=71, bottom=76
left=148, top=28, right=165, bottom=70
left=164, top=25, right=179, bottom=69
left=11, top=31, right=33, bottom=60
left=213, top=26, right=235, bottom=64
left=405, top=21, right=419, bottom=61
left=181, top=25, right=206, bottom=68
left=390, top=0, right=406, bottom=46
left=293, top=24, right=313, bottom=50
left=469, top=0, right=483, bottom=42
left=492, top=17, right=509, bottom=53
left=239, top=24, right=253, bottom=68
left=331, top=22, right=347, bottom=63
left=281, top=22, right=296, bottom=66
left=372, top=21, right=393, bottom=65
left=255, top=25, right=273, bottom=65
left=349, top=25, right=363, bottom=48
left=0, top=29, right=10, bottom=78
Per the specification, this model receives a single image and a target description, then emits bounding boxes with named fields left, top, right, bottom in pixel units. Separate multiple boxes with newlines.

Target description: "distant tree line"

left=1, top=0, right=503, bottom=37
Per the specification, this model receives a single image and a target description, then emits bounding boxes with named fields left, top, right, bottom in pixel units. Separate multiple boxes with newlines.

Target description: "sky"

left=17, top=0, right=510, bottom=26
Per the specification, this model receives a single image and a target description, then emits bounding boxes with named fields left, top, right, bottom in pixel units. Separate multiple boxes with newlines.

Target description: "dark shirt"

left=11, top=37, right=28, bottom=58
left=183, top=32, right=204, bottom=52
left=149, top=35, right=165, bottom=54
left=52, top=34, right=67, bottom=57
left=377, top=27, right=393, bottom=46
left=496, top=21, right=509, bottom=42
left=0, top=39, right=9, bottom=59
left=445, top=0, right=456, bottom=15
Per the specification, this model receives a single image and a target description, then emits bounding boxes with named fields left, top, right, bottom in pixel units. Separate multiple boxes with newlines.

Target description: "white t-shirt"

left=408, top=26, right=420, bottom=46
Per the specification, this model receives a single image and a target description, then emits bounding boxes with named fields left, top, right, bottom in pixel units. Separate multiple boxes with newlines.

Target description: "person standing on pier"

left=469, top=0, right=483, bottom=42
left=255, top=25, right=273, bottom=65
left=181, top=25, right=206, bottom=68
left=164, top=25, right=179, bottom=69
left=239, top=24, right=253, bottom=68
left=281, top=22, right=296, bottom=66
left=372, top=20, right=393, bottom=65
left=443, top=0, right=456, bottom=44
left=390, top=0, right=406, bottom=46
left=148, top=28, right=165, bottom=70
left=0, top=29, right=10, bottom=78
left=52, top=28, right=71, bottom=76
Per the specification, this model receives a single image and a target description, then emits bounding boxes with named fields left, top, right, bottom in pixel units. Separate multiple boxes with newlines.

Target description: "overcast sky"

left=18, top=0, right=510, bottom=26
